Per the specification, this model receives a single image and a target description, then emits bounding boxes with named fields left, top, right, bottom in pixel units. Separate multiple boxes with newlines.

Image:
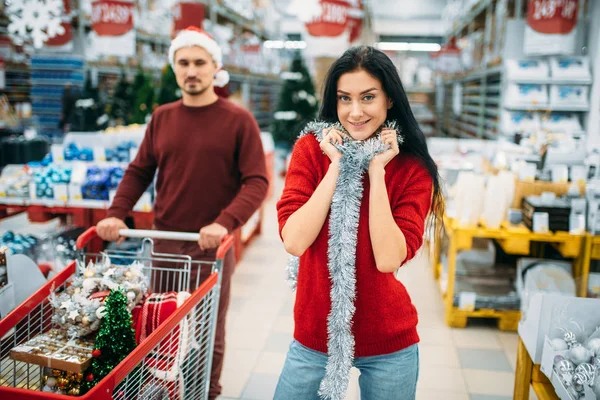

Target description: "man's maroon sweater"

left=108, top=98, right=268, bottom=233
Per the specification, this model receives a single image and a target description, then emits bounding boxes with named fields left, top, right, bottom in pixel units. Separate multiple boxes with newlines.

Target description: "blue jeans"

left=274, top=340, right=419, bottom=400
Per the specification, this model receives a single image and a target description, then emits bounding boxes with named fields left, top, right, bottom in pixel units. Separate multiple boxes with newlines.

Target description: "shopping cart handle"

left=76, top=227, right=235, bottom=259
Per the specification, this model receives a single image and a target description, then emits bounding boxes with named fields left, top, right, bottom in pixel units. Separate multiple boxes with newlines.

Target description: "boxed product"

left=501, top=110, right=540, bottom=133
left=550, top=56, right=592, bottom=83
left=549, top=85, right=589, bottom=108
left=505, top=59, right=550, bottom=81
left=538, top=297, right=600, bottom=399
left=541, top=113, right=583, bottom=134
left=10, top=329, right=94, bottom=373
left=505, top=83, right=548, bottom=107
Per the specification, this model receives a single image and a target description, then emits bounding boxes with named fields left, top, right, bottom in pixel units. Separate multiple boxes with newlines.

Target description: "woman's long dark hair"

left=319, top=45, right=444, bottom=232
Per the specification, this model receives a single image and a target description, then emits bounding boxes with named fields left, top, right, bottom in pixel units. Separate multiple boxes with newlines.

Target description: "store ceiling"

left=369, top=0, right=447, bottom=20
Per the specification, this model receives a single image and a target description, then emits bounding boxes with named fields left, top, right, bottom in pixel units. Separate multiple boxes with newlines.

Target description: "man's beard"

left=183, top=80, right=209, bottom=96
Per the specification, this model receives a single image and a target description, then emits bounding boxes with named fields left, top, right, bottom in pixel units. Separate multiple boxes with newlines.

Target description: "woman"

left=275, top=45, right=444, bottom=400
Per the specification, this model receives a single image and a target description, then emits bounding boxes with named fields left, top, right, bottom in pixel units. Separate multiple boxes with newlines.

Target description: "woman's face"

left=336, top=69, right=391, bottom=140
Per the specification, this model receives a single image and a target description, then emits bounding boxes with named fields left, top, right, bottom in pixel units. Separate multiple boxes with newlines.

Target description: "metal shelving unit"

left=441, top=66, right=503, bottom=139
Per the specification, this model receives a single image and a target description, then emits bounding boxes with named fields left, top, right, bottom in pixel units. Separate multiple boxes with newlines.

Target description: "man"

left=96, top=26, right=268, bottom=400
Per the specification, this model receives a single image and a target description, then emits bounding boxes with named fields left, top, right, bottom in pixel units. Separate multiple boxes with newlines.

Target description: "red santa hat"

left=169, top=26, right=230, bottom=87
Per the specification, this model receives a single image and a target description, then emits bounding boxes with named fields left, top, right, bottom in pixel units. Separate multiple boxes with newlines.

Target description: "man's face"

left=174, top=46, right=218, bottom=97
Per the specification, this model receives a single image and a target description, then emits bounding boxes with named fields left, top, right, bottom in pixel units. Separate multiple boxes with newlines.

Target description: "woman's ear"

left=387, top=99, right=393, bottom=109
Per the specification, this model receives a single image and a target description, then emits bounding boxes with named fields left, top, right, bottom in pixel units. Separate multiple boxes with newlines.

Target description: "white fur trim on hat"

left=169, top=28, right=223, bottom=69
left=213, top=70, right=230, bottom=87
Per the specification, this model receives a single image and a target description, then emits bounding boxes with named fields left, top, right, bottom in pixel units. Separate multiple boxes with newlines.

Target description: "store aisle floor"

left=219, top=177, right=537, bottom=400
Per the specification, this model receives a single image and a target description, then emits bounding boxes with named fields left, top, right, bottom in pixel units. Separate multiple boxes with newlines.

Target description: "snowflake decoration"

left=7, top=0, right=65, bottom=49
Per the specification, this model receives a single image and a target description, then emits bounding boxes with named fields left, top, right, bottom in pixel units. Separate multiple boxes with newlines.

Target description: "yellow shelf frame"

left=433, top=217, right=590, bottom=330
left=514, top=337, right=559, bottom=400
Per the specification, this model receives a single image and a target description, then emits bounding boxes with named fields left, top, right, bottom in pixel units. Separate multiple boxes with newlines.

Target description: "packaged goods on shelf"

left=550, top=56, right=592, bottom=83
left=540, top=113, right=583, bottom=134
left=549, top=85, right=589, bottom=108
left=505, top=83, right=548, bottom=107
left=0, top=165, right=30, bottom=198
left=501, top=110, right=541, bottom=134
left=505, top=59, right=550, bottom=81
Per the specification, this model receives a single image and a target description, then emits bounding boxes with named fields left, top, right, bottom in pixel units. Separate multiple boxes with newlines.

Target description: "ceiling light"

left=376, top=42, right=441, bottom=52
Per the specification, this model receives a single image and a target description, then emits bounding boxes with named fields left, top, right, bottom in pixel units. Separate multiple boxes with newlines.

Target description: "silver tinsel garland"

left=285, top=120, right=403, bottom=400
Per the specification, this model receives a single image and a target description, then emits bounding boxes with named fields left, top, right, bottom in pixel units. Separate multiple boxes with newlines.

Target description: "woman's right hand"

left=320, top=128, right=343, bottom=163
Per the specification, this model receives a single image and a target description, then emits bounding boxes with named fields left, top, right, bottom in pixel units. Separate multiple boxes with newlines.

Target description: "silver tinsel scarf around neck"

left=286, top=120, right=404, bottom=400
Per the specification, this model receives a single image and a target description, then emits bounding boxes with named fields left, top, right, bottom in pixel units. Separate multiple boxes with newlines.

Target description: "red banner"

left=305, top=0, right=350, bottom=37
left=347, top=0, right=363, bottom=42
left=527, top=0, right=578, bottom=35
left=46, top=23, right=72, bottom=46
left=172, top=2, right=205, bottom=36
left=91, top=0, right=135, bottom=37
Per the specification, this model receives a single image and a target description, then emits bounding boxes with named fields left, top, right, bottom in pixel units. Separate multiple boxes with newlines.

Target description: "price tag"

left=69, top=184, right=83, bottom=201
left=51, top=145, right=64, bottom=162
left=29, top=183, right=37, bottom=200
left=93, top=146, right=106, bottom=162
left=458, top=292, right=476, bottom=311
left=54, top=184, right=68, bottom=202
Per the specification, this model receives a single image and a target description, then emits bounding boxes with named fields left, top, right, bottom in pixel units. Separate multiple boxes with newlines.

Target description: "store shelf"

left=446, top=0, right=495, bottom=38
left=507, top=78, right=593, bottom=85
left=504, top=104, right=590, bottom=112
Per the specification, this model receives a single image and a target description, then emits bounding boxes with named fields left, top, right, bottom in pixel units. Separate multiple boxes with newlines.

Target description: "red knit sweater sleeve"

left=392, top=158, right=433, bottom=264
left=276, top=135, right=321, bottom=239
left=214, top=109, right=269, bottom=232
left=107, top=121, right=158, bottom=221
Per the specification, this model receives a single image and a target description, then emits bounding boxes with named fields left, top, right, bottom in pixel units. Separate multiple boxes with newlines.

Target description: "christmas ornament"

left=82, top=278, right=97, bottom=292
left=83, top=269, right=95, bottom=279
left=92, top=349, right=101, bottom=358
left=86, top=373, right=94, bottom=382
left=127, top=291, right=136, bottom=302
left=569, top=344, right=593, bottom=365
left=593, top=357, right=600, bottom=369
left=68, top=309, right=79, bottom=321
left=588, top=338, right=600, bottom=356
left=556, top=358, right=576, bottom=375
left=82, top=316, right=90, bottom=326
left=551, top=338, right=569, bottom=351
left=96, top=306, right=107, bottom=320
left=575, top=363, right=596, bottom=378
left=6, top=0, right=65, bottom=48
left=57, top=376, right=68, bottom=388
left=52, top=369, right=62, bottom=377
left=564, top=331, right=578, bottom=348
left=68, top=386, right=80, bottom=396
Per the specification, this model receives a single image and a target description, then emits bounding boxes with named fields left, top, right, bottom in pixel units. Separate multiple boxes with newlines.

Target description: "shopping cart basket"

left=0, top=227, right=234, bottom=400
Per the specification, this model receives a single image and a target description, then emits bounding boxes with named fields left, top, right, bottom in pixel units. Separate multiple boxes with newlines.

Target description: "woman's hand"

left=320, top=128, right=343, bottom=164
left=369, top=129, right=399, bottom=173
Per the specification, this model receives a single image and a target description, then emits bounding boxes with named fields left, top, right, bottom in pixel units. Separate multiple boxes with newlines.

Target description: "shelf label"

left=458, top=292, right=476, bottom=312
left=51, top=145, right=64, bottom=162
left=93, top=146, right=106, bottom=162
left=54, top=184, right=68, bottom=202
left=29, top=183, right=37, bottom=200
left=69, top=184, right=83, bottom=201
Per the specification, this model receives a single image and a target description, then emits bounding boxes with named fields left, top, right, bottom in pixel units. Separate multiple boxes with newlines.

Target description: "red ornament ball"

left=86, top=373, right=94, bottom=382
left=92, top=349, right=101, bottom=358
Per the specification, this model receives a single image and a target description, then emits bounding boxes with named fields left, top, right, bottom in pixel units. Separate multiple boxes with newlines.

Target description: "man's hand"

left=97, top=217, right=128, bottom=243
left=198, top=223, right=228, bottom=250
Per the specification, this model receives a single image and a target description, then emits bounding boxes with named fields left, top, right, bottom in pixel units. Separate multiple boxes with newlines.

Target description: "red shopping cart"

left=0, top=227, right=234, bottom=400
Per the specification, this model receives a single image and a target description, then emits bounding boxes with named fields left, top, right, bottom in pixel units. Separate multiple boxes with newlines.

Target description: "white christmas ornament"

left=68, top=309, right=79, bottom=321
left=569, top=344, right=593, bottom=365
left=552, top=338, right=569, bottom=351
left=7, top=0, right=66, bottom=49
left=82, top=279, right=97, bottom=292
left=60, top=300, right=74, bottom=310
left=96, top=306, right=107, bottom=320
left=587, top=338, right=600, bottom=356
left=127, top=291, right=136, bottom=302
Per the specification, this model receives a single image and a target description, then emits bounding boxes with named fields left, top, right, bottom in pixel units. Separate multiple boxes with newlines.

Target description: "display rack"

left=440, top=66, right=502, bottom=139
left=407, top=87, right=437, bottom=137
left=439, top=0, right=595, bottom=140
left=230, top=72, right=281, bottom=131
left=431, top=216, right=590, bottom=330
left=514, top=337, right=560, bottom=400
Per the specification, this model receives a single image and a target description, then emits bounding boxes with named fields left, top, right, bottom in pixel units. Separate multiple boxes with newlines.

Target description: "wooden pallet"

left=445, top=307, right=521, bottom=331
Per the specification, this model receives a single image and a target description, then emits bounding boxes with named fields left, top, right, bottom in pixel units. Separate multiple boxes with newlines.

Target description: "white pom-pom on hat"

left=214, top=70, right=230, bottom=87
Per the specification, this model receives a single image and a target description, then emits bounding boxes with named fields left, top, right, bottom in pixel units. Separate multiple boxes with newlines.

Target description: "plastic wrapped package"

left=505, top=83, right=548, bottom=107
left=550, top=56, right=592, bottom=82
left=541, top=113, right=583, bottom=134
left=549, top=85, right=589, bottom=108
left=501, top=110, right=541, bottom=134
left=505, top=59, right=550, bottom=81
